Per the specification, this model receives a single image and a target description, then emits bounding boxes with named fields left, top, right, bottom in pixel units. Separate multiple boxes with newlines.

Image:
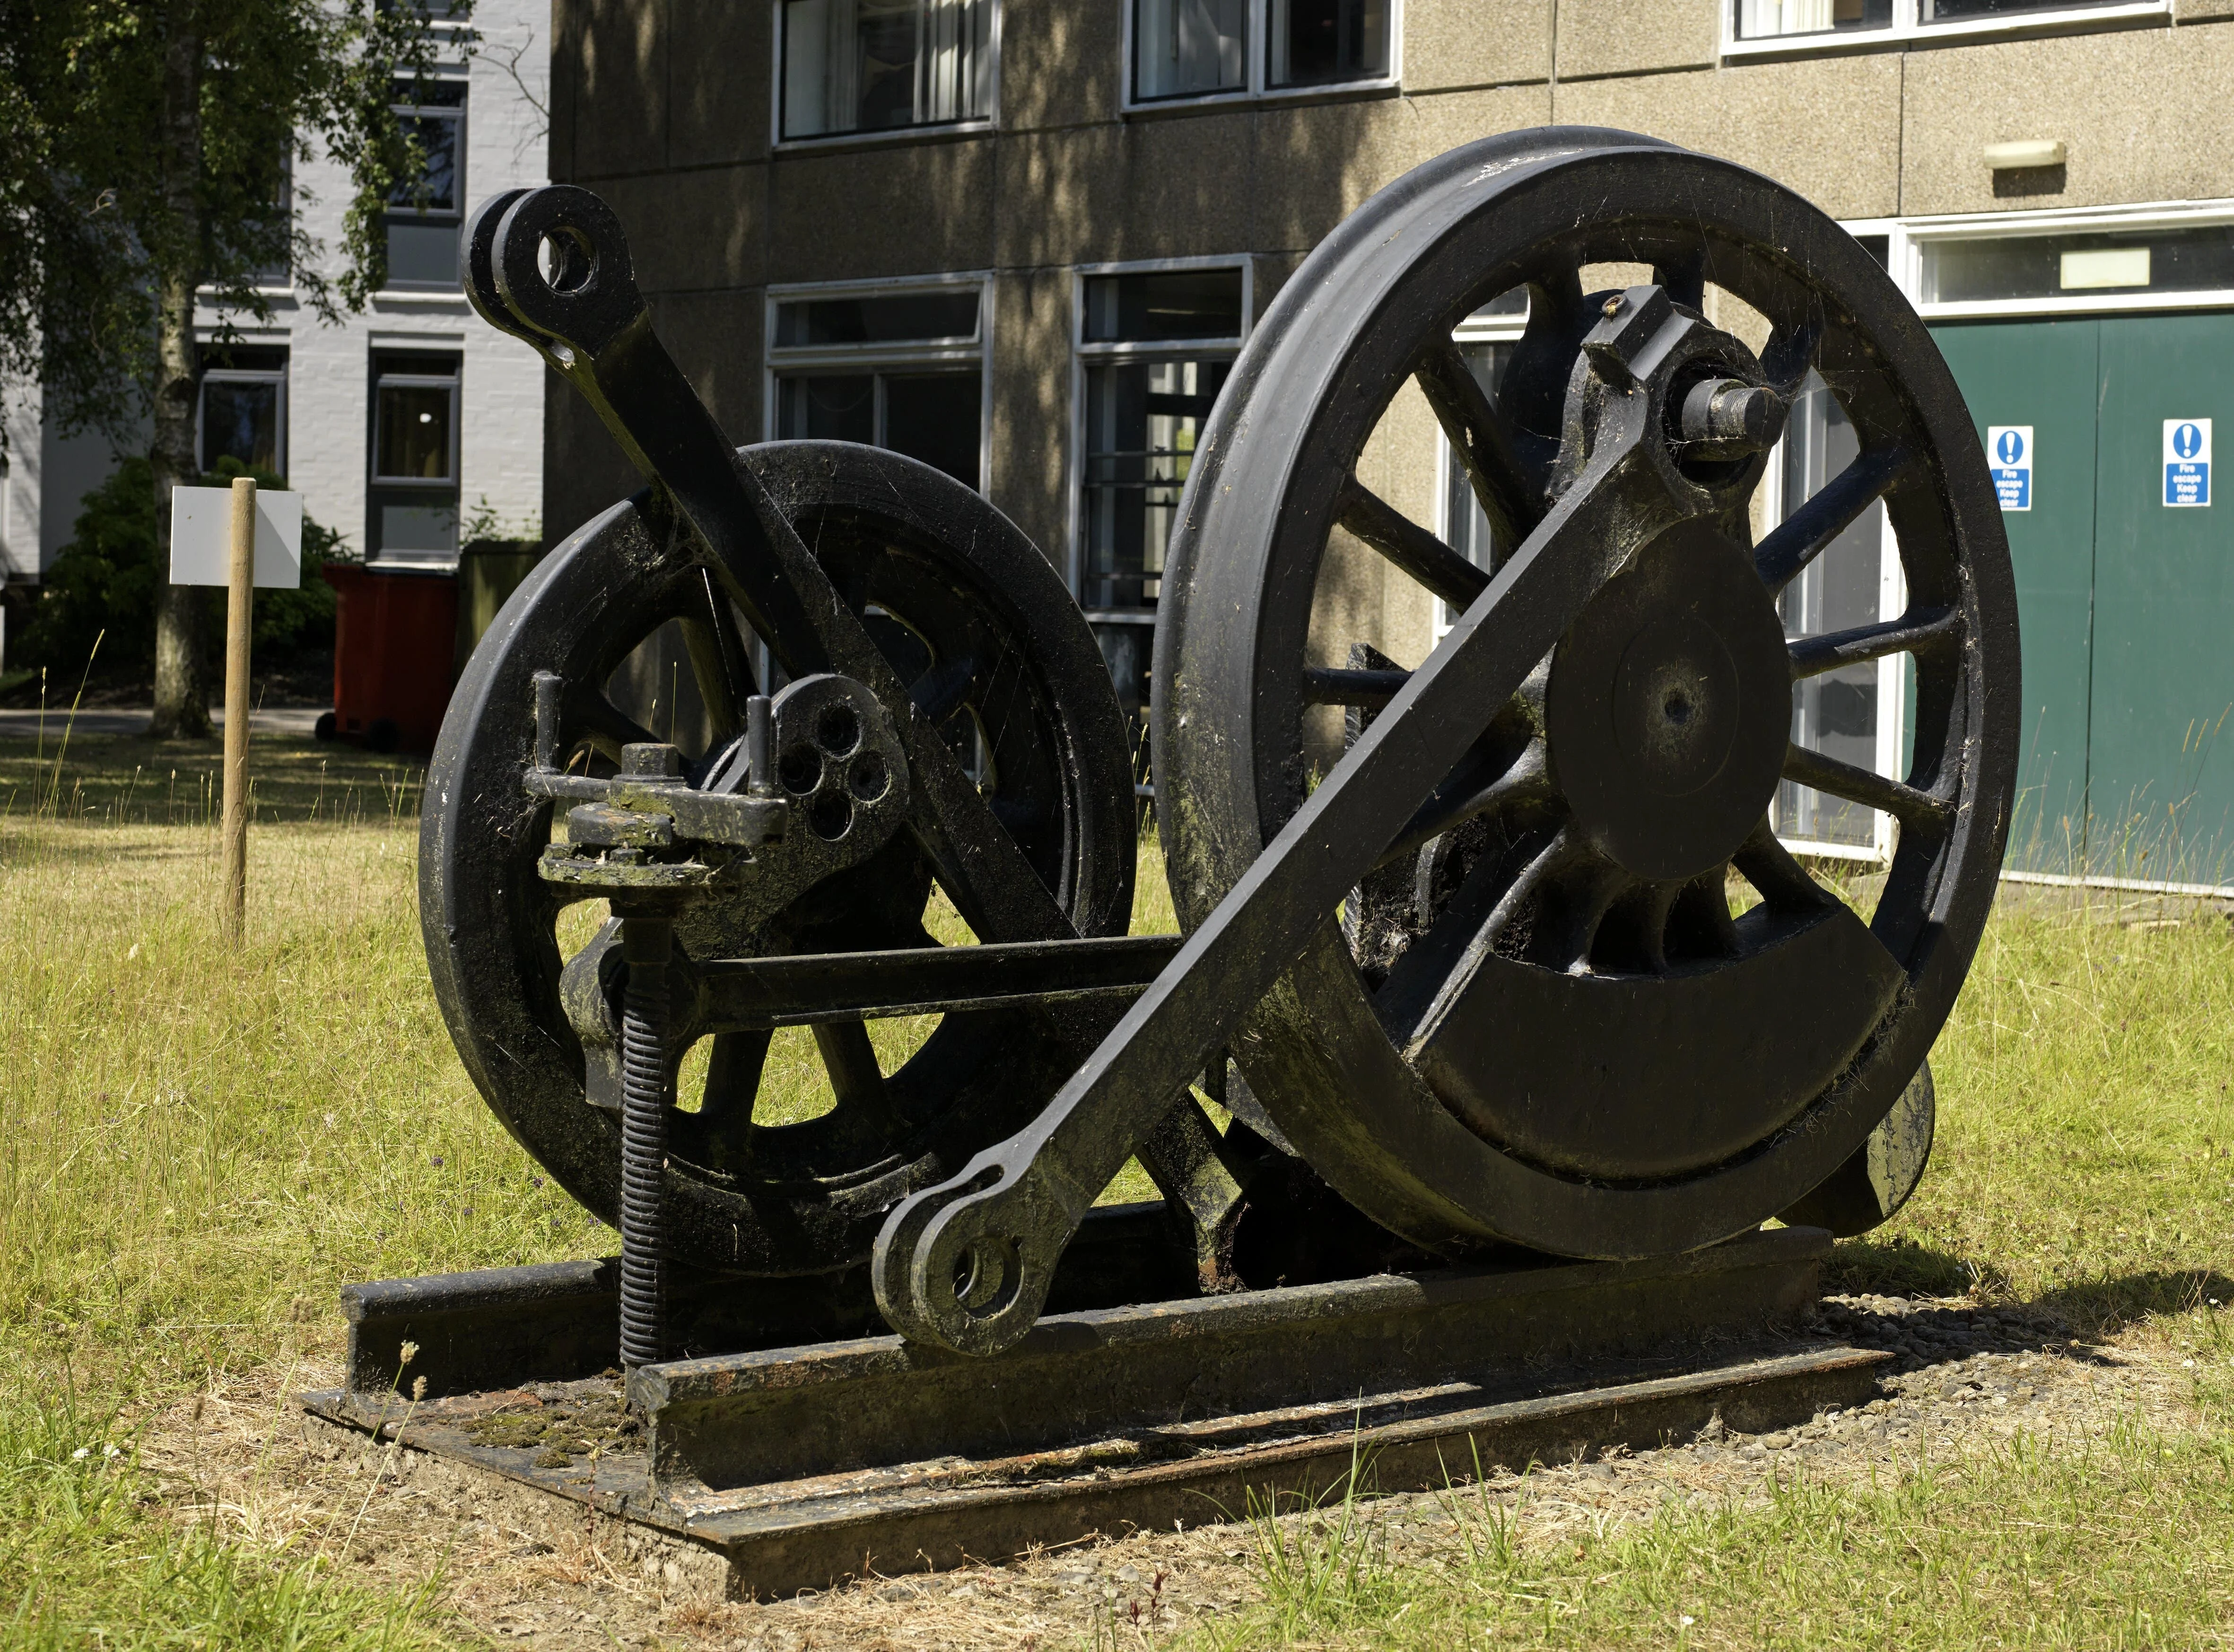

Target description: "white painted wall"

left=6, top=0, right=549, bottom=579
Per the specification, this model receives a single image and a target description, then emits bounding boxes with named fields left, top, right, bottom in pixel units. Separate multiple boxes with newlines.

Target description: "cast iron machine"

left=424, top=127, right=2016, bottom=1386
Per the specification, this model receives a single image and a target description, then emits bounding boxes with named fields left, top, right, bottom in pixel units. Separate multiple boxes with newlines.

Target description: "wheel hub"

left=1545, top=521, right=1791, bottom=882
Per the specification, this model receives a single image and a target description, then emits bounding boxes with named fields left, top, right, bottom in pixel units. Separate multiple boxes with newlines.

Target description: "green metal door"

left=2087, top=314, right=2234, bottom=885
left=1930, top=320, right=2099, bottom=870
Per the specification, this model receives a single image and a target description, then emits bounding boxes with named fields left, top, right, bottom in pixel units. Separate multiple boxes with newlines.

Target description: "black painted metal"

left=433, top=128, right=2015, bottom=1369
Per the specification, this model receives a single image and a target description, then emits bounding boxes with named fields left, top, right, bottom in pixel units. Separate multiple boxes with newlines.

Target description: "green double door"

left=1934, top=313, right=2234, bottom=882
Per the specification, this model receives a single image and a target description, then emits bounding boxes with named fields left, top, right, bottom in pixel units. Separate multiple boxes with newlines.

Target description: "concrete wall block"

left=1402, top=0, right=1551, bottom=91
left=770, top=139, right=998, bottom=281
left=672, top=4, right=773, bottom=166
left=993, top=116, right=1255, bottom=266
left=645, top=289, right=767, bottom=449
left=544, top=378, right=640, bottom=547
left=1903, top=29, right=2234, bottom=215
left=1001, top=0, right=1126, bottom=130
left=600, top=167, right=769, bottom=295
left=986, top=268, right=1075, bottom=566
left=1554, top=56, right=1902, bottom=221
left=573, top=0, right=669, bottom=180
left=2175, top=0, right=2234, bottom=21
left=1555, top=0, right=1719, bottom=81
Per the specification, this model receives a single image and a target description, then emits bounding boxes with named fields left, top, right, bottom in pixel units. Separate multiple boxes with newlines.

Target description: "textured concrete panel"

left=1554, top=56, right=1903, bottom=221
left=2176, top=0, right=2234, bottom=21
left=1556, top=0, right=1718, bottom=80
left=1403, top=0, right=1552, bottom=91
left=986, top=268, right=1074, bottom=569
left=1003, top=0, right=1126, bottom=130
left=597, top=167, right=769, bottom=295
left=1250, top=87, right=1553, bottom=252
left=994, top=114, right=1257, bottom=267
left=550, top=0, right=580, bottom=183
left=544, top=381, right=639, bottom=547
left=648, top=289, right=766, bottom=446
left=1904, top=29, right=2234, bottom=215
left=769, top=138, right=998, bottom=281
left=572, top=0, right=668, bottom=180
left=672, top=4, right=773, bottom=167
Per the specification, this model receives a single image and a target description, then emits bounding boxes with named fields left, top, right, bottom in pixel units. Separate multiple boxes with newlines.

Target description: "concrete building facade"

left=543, top=0, right=2234, bottom=875
left=0, top=0, right=552, bottom=589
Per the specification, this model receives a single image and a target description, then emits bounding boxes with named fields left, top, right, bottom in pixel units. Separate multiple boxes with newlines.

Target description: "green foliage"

left=0, top=0, right=465, bottom=445
left=15, top=455, right=348, bottom=682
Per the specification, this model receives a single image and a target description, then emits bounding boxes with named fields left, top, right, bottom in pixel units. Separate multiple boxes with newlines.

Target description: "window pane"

left=1268, top=0, right=1388, bottom=87
left=883, top=372, right=981, bottom=487
left=375, top=383, right=455, bottom=480
left=1082, top=357, right=1230, bottom=611
left=777, top=374, right=876, bottom=442
left=1777, top=381, right=1883, bottom=849
left=387, top=110, right=461, bottom=210
left=781, top=0, right=992, bottom=138
left=1923, top=0, right=2120, bottom=17
left=385, top=217, right=461, bottom=287
left=1134, top=0, right=1246, bottom=100
left=775, top=290, right=979, bottom=346
left=201, top=380, right=281, bottom=474
left=1082, top=270, right=1244, bottom=343
left=1921, top=225, right=2234, bottom=304
left=377, top=499, right=458, bottom=557
left=1734, top=0, right=1890, bottom=37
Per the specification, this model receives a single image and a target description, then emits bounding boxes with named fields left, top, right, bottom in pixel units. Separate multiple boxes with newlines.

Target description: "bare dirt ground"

left=128, top=1292, right=2208, bottom=1651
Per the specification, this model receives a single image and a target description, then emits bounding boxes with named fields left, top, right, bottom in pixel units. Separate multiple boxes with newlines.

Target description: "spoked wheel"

left=1155, top=128, right=2017, bottom=1258
left=423, top=441, right=1136, bottom=1275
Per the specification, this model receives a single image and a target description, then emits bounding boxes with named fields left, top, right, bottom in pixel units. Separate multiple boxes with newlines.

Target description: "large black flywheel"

left=1153, top=128, right=2018, bottom=1260
left=423, top=441, right=1137, bottom=1276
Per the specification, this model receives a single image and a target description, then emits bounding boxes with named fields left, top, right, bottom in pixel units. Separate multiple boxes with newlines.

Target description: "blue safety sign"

left=1987, top=425, right=2032, bottom=512
left=2164, top=418, right=2211, bottom=508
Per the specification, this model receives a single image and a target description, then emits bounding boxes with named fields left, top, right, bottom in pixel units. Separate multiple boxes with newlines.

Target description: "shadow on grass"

left=1828, top=1235, right=2234, bottom=1337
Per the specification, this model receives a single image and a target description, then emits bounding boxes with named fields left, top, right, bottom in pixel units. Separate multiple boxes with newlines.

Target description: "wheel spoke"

left=679, top=568, right=756, bottom=744
left=1755, top=444, right=1909, bottom=595
left=1789, top=606, right=1959, bottom=680
left=1334, top=479, right=1488, bottom=610
left=811, top=1020, right=907, bottom=1136
left=1763, top=310, right=1825, bottom=396
left=1782, top=743, right=1955, bottom=832
left=565, top=684, right=661, bottom=761
left=1653, top=252, right=1706, bottom=312
left=1302, top=665, right=1412, bottom=708
left=1377, top=737, right=1553, bottom=869
left=699, top=1029, right=770, bottom=1130
left=1731, top=818, right=1833, bottom=912
left=1414, top=339, right=1543, bottom=548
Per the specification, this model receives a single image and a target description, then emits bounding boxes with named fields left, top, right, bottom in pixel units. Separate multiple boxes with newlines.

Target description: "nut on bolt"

left=1678, top=377, right=1787, bottom=456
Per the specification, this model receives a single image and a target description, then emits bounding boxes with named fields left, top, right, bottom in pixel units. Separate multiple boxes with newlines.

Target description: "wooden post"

left=219, top=477, right=255, bottom=942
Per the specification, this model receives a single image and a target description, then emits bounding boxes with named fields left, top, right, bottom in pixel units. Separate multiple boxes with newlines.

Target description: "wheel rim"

left=423, top=441, right=1135, bottom=1274
left=1154, top=128, right=2017, bottom=1259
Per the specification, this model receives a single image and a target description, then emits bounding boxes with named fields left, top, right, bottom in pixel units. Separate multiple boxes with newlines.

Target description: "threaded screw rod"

left=617, top=911, right=673, bottom=1374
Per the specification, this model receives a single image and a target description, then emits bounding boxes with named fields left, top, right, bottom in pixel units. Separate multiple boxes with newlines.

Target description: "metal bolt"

left=1602, top=296, right=1624, bottom=317
left=617, top=911, right=673, bottom=1375
left=1678, top=377, right=1786, bottom=452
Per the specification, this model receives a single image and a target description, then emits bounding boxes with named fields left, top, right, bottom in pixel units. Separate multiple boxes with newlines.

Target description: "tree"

left=0, top=0, right=462, bottom=736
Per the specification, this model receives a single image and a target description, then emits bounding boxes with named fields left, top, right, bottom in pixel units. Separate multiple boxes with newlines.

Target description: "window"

left=1730, top=0, right=2158, bottom=49
left=779, top=0, right=995, bottom=141
left=1131, top=0, right=1391, bottom=104
left=767, top=279, right=989, bottom=489
left=1771, top=376, right=1903, bottom=858
left=1073, top=263, right=1248, bottom=717
left=198, top=346, right=288, bottom=476
left=384, top=78, right=465, bottom=290
left=368, top=351, right=460, bottom=564
left=1921, top=223, right=2234, bottom=306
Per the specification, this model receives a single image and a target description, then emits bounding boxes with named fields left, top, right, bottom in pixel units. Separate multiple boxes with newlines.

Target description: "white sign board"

left=1987, top=426, right=2033, bottom=512
left=2164, top=419, right=2212, bottom=509
left=169, top=487, right=304, bottom=588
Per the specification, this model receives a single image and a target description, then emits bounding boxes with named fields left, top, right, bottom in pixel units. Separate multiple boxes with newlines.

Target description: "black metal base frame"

left=308, top=1225, right=1884, bottom=1599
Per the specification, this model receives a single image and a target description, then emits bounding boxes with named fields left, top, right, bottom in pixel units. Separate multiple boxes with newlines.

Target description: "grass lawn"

left=3, top=733, right=2233, bottom=1646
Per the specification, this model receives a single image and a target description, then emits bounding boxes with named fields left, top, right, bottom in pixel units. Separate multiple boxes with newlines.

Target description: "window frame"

left=196, top=360, right=290, bottom=478
left=1066, top=255, right=1255, bottom=624
left=1871, top=201, right=2234, bottom=322
left=1120, top=0, right=1402, bottom=115
left=771, top=0, right=1003, bottom=152
left=380, top=70, right=468, bottom=295
left=370, top=368, right=462, bottom=487
left=761, top=271, right=996, bottom=492
left=1722, top=0, right=2166, bottom=60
